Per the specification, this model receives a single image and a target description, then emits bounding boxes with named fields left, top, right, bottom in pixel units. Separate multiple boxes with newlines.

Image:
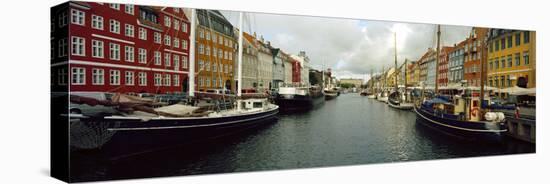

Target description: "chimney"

left=260, top=35, right=264, bottom=43
left=267, top=41, right=271, bottom=47
left=254, top=32, right=257, bottom=39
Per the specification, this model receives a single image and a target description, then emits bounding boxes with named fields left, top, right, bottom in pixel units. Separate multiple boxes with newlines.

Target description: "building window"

left=138, top=72, right=147, bottom=86
left=58, top=38, right=67, bottom=57
left=71, top=36, right=85, bottom=56
left=199, top=60, right=204, bottom=70
left=225, top=64, right=228, bottom=73
left=515, top=53, right=520, bottom=66
left=124, top=4, right=134, bottom=15
left=164, top=53, right=171, bottom=66
left=125, top=71, right=134, bottom=85
left=212, top=33, right=217, bottom=43
left=58, top=68, right=67, bottom=85
left=500, top=38, right=505, bottom=50
left=500, top=76, right=505, bottom=87
left=154, top=51, right=161, bottom=65
left=507, top=35, right=512, bottom=48
left=58, top=11, right=68, bottom=27
left=199, top=76, right=203, bottom=87
left=91, top=40, right=104, bottom=58
left=174, top=20, right=179, bottom=30
left=174, top=38, right=180, bottom=48
left=507, top=55, right=512, bottom=68
left=138, top=48, right=147, bottom=64
left=515, top=32, right=521, bottom=46
left=92, top=68, right=104, bottom=85
left=173, top=74, right=180, bottom=86
left=205, top=61, right=210, bottom=71
left=489, top=59, right=493, bottom=70
left=71, top=67, right=85, bottom=85
left=199, top=44, right=204, bottom=54
left=164, top=35, right=171, bottom=46
left=154, top=32, right=161, bottom=44
left=206, top=31, right=210, bottom=40
left=181, top=40, right=188, bottom=50
left=182, top=56, right=188, bottom=69
left=506, top=75, right=511, bottom=87
left=173, top=54, right=179, bottom=69
left=182, top=23, right=188, bottom=33
left=206, top=77, right=210, bottom=87
left=494, top=40, right=499, bottom=51
left=219, top=35, right=223, bottom=44
left=488, top=41, right=493, bottom=53
left=495, top=58, right=499, bottom=69
left=229, top=52, right=233, bottom=60
left=205, top=46, right=210, bottom=56
left=91, top=15, right=103, bottom=30
left=523, top=52, right=529, bottom=65
left=218, top=50, right=222, bottom=58
left=164, top=74, right=171, bottom=86
left=139, top=27, right=147, bottom=40
left=213, top=62, right=217, bottom=72
left=154, top=73, right=162, bottom=86
left=109, top=3, right=120, bottom=10
left=109, top=43, right=120, bottom=60
left=110, top=70, right=120, bottom=85
left=524, top=31, right=530, bottom=44
left=71, top=9, right=85, bottom=26
left=174, top=8, right=180, bottom=13
left=501, top=57, right=506, bottom=70
left=125, top=46, right=134, bottom=62
left=164, top=16, right=171, bottom=27
left=199, top=29, right=204, bottom=38
left=110, top=19, right=120, bottom=34
left=125, top=24, right=134, bottom=37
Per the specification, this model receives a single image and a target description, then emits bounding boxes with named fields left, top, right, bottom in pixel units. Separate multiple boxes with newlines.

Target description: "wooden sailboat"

left=413, top=25, right=507, bottom=141
left=388, top=33, right=414, bottom=110
left=67, top=10, right=279, bottom=158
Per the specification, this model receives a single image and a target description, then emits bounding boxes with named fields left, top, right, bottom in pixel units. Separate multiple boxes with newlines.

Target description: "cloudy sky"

left=221, top=10, right=472, bottom=81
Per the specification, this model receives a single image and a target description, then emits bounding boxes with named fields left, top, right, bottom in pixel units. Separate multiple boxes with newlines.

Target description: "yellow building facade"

left=487, top=30, right=536, bottom=89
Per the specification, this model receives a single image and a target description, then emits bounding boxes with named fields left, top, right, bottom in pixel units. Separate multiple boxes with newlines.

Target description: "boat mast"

left=188, top=9, right=196, bottom=97
left=404, top=59, right=408, bottom=101
left=394, top=32, right=398, bottom=93
left=480, top=29, right=486, bottom=110
left=237, top=12, right=244, bottom=97
left=435, top=25, right=441, bottom=94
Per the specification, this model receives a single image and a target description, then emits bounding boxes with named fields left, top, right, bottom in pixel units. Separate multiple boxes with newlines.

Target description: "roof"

left=243, top=32, right=258, bottom=48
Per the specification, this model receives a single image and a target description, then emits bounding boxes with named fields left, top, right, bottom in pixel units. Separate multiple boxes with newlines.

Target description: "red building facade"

left=463, top=27, right=488, bottom=87
left=291, top=57, right=301, bottom=83
left=51, top=2, right=190, bottom=94
left=437, top=46, right=453, bottom=87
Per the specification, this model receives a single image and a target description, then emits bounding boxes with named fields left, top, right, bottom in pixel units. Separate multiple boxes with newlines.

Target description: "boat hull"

left=70, top=107, right=279, bottom=159
left=325, top=93, right=338, bottom=100
left=388, top=101, right=414, bottom=110
left=274, top=94, right=325, bottom=112
left=414, top=106, right=506, bottom=142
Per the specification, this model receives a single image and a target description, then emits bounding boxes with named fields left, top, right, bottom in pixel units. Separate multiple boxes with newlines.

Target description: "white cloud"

left=222, top=11, right=471, bottom=79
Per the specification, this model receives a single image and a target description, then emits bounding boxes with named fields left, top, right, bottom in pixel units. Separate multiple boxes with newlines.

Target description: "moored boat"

left=274, top=85, right=325, bottom=112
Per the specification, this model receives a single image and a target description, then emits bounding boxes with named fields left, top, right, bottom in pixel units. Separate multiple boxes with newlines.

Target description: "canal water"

left=72, top=93, right=535, bottom=182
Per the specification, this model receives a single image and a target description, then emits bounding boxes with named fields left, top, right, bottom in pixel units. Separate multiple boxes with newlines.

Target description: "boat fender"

left=485, top=112, right=497, bottom=121
left=496, top=112, right=506, bottom=122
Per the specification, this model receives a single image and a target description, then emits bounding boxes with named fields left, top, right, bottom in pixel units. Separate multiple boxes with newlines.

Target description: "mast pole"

left=237, top=12, right=244, bottom=97
left=394, top=32, right=398, bottom=93
left=480, top=29, right=486, bottom=110
left=405, top=59, right=408, bottom=101
left=188, top=9, right=196, bottom=97
left=435, top=25, right=441, bottom=94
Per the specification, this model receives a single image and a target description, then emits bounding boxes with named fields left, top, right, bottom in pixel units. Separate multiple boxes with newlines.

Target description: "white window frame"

left=124, top=46, right=134, bottom=62
left=154, top=51, right=161, bottom=65
left=138, top=48, right=147, bottom=64
left=92, top=68, right=104, bottom=85
left=110, top=70, right=121, bottom=85
left=125, top=24, right=134, bottom=37
left=91, top=15, right=104, bottom=30
left=139, top=27, right=147, bottom=40
left=182, top=56, right=188, bottom=69
left=71, top=67, right=85, bottom=85
left=173, top=54, right=179, bottom=69
left=71, top=9, right=85, bottom=26
left=182, top=23, right=188, bottom=33
left=125, top=71, right=135, bottom=86
left=154, top=32, right=161, bottom=44
left=164, top=16, right=171, bottom=27
left=154, top=73, right=162, bottom=86
left=109, top=3, right=120, bottom=10
left=174, top=20, right=179, bottom=30
left=124, top=4, right=134, bottom=15
left=173, top=74, right=180, bottom=86
left=91, top=40, right=104, bottom=58
left=181, top=40, right=188, bottom=50
left=164, top=74, right=171, bottom=86
left=138, top=72, right=147, bottom=86
left=71, top=36, right=85, bottom=56
left=110, top=19, right=120, bottom=34
left=109, top=43, right=120, bottom=61
left=164, top=53, right=171, bottom=66
left=173, top=38, right=179, bottom=48
left=164, top=35, right=171, bottom=46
